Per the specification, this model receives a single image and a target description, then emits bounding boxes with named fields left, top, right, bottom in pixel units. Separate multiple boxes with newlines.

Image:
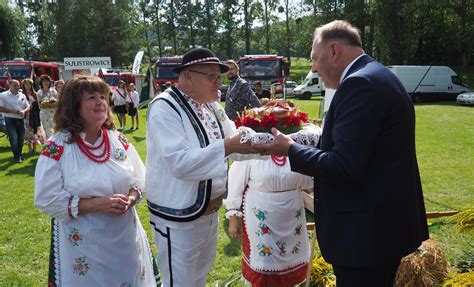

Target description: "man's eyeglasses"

left=188, top=69, right=222, bottom=84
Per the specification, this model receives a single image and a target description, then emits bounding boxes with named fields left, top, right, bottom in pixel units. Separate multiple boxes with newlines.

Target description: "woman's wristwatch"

left=129, top=186, right=143, bottom=205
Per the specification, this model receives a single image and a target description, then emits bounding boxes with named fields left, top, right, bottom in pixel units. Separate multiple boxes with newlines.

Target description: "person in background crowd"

left=22, top=78, right=46, bottom=153
left=254, top=20, right=429, bottom=286
left=224, top=59, right=260, bottom=121
left=34, top=76, right=159, bottom=286
left=0, top=80, right=30, bottom=163
left=112, top=80, right=128, bottom=130
left=54, top=80, right=65, bottom=97
left=34, top=74, right=42, bottom=90
left=146, top=47, right=256, bottom=287
left=37, top=75, right=59, bottom=138
left=128, top=83, right=140, bottom=130
left=254, top=81, right=271, bottom=99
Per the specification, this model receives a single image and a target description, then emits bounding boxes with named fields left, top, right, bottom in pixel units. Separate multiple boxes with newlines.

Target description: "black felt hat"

left=172, top=47, right=229, bottom=74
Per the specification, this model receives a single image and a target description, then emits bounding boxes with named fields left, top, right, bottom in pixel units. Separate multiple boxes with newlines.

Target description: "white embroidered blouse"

left=34, top=130, right=156, bottom=286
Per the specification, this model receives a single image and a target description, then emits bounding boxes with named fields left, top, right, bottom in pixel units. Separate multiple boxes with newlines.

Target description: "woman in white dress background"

left=34, top=76, right=158, bottom=286
left=37, top=75, right=58, bottom=138
left=127, top=83, right=140, bottom=130
left=225, top=154, right=313, bottom=286
left=111, top=80, right=129, bottom=130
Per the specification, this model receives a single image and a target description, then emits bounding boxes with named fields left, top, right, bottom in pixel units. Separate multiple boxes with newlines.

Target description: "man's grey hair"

left=314, top=20, right=362, bottom=48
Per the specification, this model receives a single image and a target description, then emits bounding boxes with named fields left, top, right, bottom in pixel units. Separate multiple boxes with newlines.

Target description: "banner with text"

left=63, top=57, right=112, bottom=70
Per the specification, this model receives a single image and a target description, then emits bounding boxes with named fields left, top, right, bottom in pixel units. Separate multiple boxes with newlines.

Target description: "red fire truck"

left=100, top=71, right=121, bottom=91
left=238, top=55, right=290, bottom=96
left=0, top=58, right=60, bottom=91
left=154, top=56, right=182, bottom=91
left=99, top=70, right=144, bottom=93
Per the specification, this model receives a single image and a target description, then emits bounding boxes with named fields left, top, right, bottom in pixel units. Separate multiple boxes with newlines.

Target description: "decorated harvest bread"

left=257, top=99, right=293, bottom=118
left=234, top=99, right=308, bottom=134
left=39, top=98, right=58, bottom=108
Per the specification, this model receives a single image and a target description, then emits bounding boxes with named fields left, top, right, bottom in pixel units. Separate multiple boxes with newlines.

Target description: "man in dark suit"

left=254, top=20, right=429, bottom=286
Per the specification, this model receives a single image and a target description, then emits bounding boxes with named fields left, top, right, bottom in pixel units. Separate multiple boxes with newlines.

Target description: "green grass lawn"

left=0, top=99, right=473, bottom=286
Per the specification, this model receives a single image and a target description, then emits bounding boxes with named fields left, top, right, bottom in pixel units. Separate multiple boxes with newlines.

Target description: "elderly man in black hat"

left=145, top=47, right=256, bottom=287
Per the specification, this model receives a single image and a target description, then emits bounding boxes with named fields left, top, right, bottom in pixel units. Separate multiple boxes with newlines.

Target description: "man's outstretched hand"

left=253, top=127, right=295, bottom=156
left=224, top=130, right=260, bottom=157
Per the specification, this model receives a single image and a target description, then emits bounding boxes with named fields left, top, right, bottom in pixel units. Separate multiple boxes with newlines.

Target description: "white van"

left=293, top=71, right=324, bottom=100
left=387, top=65, right=469, bottom=103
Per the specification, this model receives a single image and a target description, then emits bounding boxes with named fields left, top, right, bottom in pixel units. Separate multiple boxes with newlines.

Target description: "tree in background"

left=151, top=0, right=164, bottom=57
left=0, top=1, right=27, bottom=60
left=271, top=1, right=303, bottom=63
left=281, top=0, right=291, bottom=63
left=446, top=0, right=474, bottom=66
left=408, top=1, right=458, bottom=65
left=243, top=0, right=252, bottom=54
left=165, top=0, right=178, bottom=55
left=175, top=0, right=201, bottom=51
left=137, top=1, right=154, bottom=65
left=342, top=0, right=369, bottom=53
left=203, top=0, right=220, bottom=50
left=261, top=0, right=278, bottom=54
left=17, top=0, right=56, bottom=61
left=51, top=0, right=138, bottom=67
left=1, top=0, right=472, bottom=68
left=218, top=0, right=241, bottom=59
left=371, top=0, right=472, bottom=66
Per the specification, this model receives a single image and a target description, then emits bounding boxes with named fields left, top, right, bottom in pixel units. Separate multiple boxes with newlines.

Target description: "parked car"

left=285, top=81, right=297, bottom=97
left=456, top=92, right=474, bottom=106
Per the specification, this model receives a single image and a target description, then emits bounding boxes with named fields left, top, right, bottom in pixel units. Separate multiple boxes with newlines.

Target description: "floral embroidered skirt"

left=24, top=114, right=46, bottom=146
left=47, top=210, right=161, bottom=286
left=241, top=190, right=309, bottom=286
left=40, top=108, right=56, bottom=139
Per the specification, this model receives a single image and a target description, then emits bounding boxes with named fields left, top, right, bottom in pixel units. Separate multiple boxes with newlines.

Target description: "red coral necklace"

left=271, top=154, right=286, bottom=166
left=76, top=127, right=111, bottom=163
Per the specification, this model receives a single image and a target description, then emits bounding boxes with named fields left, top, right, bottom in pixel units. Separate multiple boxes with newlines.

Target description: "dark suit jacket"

left=289, top=55, right=429, bottom=267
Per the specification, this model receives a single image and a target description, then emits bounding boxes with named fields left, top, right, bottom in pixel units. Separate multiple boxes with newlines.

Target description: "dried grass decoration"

left=309, top=241, right=335, bottom=287
left=442, top=270, right=474, bottom=286
left=395, top=239, right=449, bottom=287
left=449, top=208, right=474, bottom=234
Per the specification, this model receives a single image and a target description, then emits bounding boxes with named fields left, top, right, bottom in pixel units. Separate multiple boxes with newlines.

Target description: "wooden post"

left=426, top=211, right=459, bottom=218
